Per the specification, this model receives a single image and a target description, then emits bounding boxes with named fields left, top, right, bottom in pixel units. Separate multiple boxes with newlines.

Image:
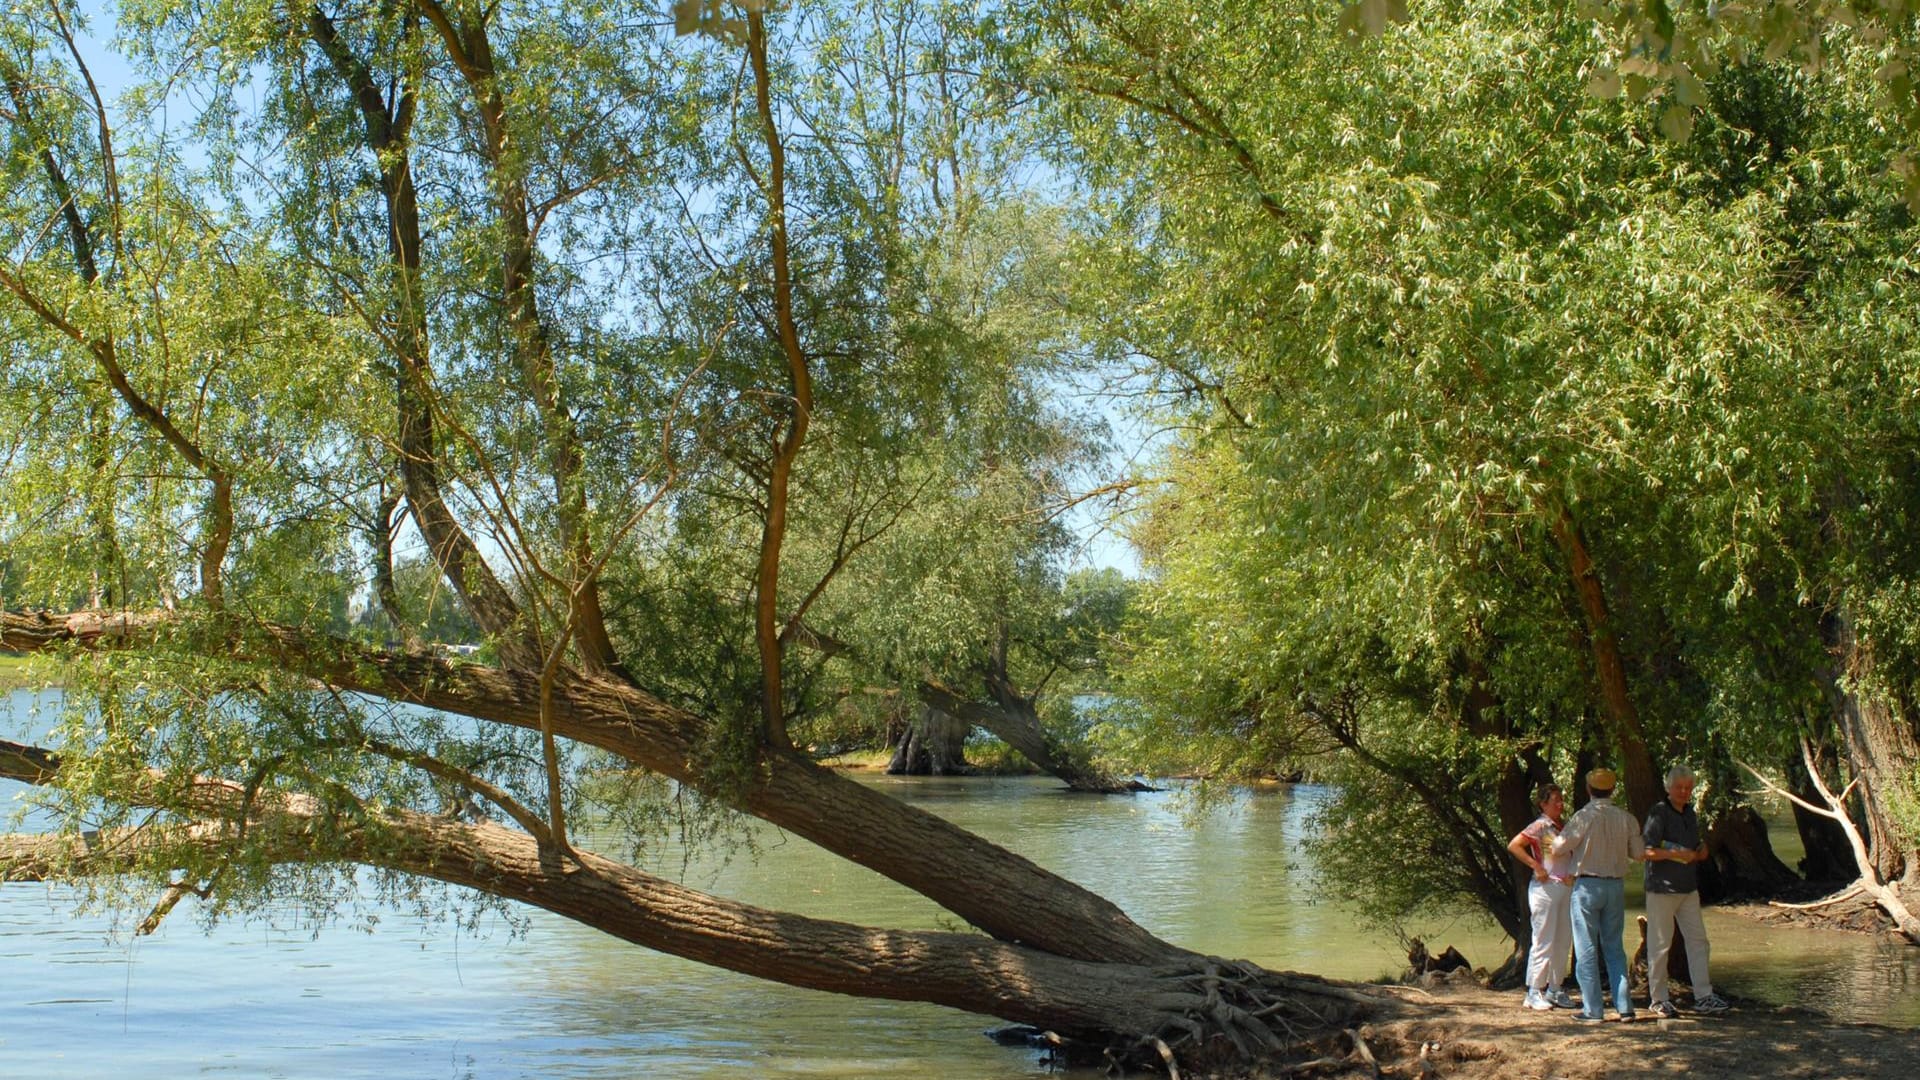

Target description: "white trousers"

left=1645, top=889, right=1713, bottom=1002
left=1525, top=879, right=1573, bottom=991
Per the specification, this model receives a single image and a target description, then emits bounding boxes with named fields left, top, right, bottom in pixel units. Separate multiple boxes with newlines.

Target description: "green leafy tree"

left=0, top=2, right=1386, bottom=1074
left=1028, top=0, right=1920, bottom=949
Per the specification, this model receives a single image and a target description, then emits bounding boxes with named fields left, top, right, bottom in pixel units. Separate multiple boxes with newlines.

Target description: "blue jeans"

left=1570, top=876, right=1633, bottom=1017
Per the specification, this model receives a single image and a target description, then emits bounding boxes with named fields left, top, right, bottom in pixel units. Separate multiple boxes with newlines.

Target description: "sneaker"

left=1569, top=1012, right=1605, bottom=1023
left=1523, top=989, right=1551, bottom=1011
left=1547, top=990, right=1578, bottom=1010
left=1617, top=1012, right=1639, bottom=1022
left=1649, top=1001, right=1679, bottom=1019
left=1693, top=993, right=1731, bottom=1014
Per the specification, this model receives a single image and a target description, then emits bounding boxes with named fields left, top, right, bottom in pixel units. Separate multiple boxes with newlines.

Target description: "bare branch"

left=1739, top=741, right=1920, bottom=942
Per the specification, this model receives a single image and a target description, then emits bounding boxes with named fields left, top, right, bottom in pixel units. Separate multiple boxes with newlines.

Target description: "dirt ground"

left=1296, top=981, right=1920, bottom=1080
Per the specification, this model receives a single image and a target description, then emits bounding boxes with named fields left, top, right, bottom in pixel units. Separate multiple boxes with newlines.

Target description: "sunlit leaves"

left=1337, top=0, right=1410, bottom=39
left=673, top=0, right=774, bottom=45
left=1033, top=0, right=1920, bottom=920
left=1577, top=1, right=1920, bottom=201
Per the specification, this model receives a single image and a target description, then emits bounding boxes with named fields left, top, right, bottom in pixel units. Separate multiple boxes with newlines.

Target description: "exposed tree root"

left=1152, top=1036, right=1182, bottom=1080
left=1097, top=960, right=1398, bottom=1075
left=1278, top=1027, right=1382, bottom=1077
left=1769, top=882, right=1866, bottom=912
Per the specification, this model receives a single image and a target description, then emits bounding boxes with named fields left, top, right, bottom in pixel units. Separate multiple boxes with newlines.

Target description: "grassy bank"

left=0, top=653, right=52, bottom=692
left=816, top=739, right=1046, bottom=776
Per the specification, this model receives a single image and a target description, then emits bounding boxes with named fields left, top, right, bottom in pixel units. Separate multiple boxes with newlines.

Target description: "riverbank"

left=817, top=744, right=1046, bottom=775
left=0, top=654, right=44, bottom=692
left=1344, top=981, right=1920, bottom=1079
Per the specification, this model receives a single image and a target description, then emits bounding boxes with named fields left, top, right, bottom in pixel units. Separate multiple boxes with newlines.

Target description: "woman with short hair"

left=1508, top=782, right=1577, bottom=1010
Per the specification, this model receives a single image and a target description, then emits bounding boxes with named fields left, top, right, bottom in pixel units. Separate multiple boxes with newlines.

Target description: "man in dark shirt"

left=1643, top=765, right=1730, bottom=1016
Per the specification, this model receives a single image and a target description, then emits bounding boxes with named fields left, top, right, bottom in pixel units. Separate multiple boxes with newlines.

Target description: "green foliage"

left=1308, top=760, right=1494, bottom=930
left=1029, top=0, right=1920, bottom=933
left=354, top=556, right=482, bottom=645
left=1577, top=2, right=1920, bottom=201
left=2, top=0, right=1128, bottom=934
left=10, top=0, right=1919, bottom=964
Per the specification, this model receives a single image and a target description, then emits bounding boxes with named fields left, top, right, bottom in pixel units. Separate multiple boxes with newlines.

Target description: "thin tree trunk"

left=1548, top=503, right=1658, bottom=819
left=306, top=7, right=537, bottom=669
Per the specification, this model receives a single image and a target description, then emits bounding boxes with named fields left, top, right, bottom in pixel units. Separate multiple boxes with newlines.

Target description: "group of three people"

left=1506, top=764, right=1733, bottom=1021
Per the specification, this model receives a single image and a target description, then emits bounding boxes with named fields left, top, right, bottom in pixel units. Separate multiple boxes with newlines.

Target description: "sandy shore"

left=1316, top=981, right=1920, bottom=1079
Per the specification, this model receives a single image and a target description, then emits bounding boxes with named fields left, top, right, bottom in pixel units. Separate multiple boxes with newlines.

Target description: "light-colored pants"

left=1526, top=879, right=1572, bottom=991
left=1645, top=889, right=1713, bottom=1003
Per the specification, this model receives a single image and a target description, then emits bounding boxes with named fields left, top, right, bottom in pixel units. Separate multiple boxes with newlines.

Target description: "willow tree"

left=776, top=200, right=1145, bottom=792
left=0, top=1, right=1392, bottom=1073
left=1577, top=0, right=1920, bottom=936
left=1023, top=0, right=1915, bottom=952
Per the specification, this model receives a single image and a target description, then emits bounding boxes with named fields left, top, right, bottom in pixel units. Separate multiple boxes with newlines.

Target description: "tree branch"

left=1738, top=741, right=1920, bottom=942
left=0, top=609, right=1184, bottom=965
left=747, top=7, right=814, bottom=750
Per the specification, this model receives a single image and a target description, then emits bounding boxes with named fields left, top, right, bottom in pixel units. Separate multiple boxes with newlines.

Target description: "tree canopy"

left=7, top=1, right=1920, bottom=1075
left=1025, top=0, right=1920, bottom=943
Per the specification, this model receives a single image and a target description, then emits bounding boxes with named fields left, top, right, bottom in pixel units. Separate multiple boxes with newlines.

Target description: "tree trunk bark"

left=1548, top=503, right=1659, bottom=819
left=1571, top=739, right=1599, bottom=812
left=888, top=704, right=971, bottom=775
left=1698, top=805, right=1798, bottom=902
left=1821, top=611, right=1920, bottom=885
left=0, top=760, right=1375, bottom=1064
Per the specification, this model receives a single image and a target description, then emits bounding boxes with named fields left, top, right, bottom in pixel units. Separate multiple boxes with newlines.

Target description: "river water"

left=4, top=688, right=1919, bottom=1077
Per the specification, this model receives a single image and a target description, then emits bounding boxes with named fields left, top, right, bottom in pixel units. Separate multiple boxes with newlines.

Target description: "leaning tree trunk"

left=919, top=679, right=1146, bottom=793
left=785, top=622, right=1141, bottom=793
left=888, top=704, right=971, bottom=775
left=1548, top=503, right=1659, bottom=820
left=0, top=610, right=1420, bottom=1074
left=0, top=740, right=1382, bottom=1069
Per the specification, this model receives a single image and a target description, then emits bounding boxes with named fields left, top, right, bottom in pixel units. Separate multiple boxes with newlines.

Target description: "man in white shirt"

left=1554, top=767, right=1647, bottom=1022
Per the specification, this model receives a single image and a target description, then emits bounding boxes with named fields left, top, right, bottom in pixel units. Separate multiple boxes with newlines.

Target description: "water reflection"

left=5, top=689, right=1920, bottom=1078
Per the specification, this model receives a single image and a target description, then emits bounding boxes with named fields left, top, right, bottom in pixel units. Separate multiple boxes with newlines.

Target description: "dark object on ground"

left=1408, top=938, right=1472, bottom=975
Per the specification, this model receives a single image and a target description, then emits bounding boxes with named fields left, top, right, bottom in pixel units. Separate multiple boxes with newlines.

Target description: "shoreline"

left=1345, top=981, right=1920, bottom=1079
left=0, top=654, right=49, bottom=693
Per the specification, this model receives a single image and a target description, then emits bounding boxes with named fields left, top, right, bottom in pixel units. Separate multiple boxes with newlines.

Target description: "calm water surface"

left=5, top=688, right=1918, bottom=1077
